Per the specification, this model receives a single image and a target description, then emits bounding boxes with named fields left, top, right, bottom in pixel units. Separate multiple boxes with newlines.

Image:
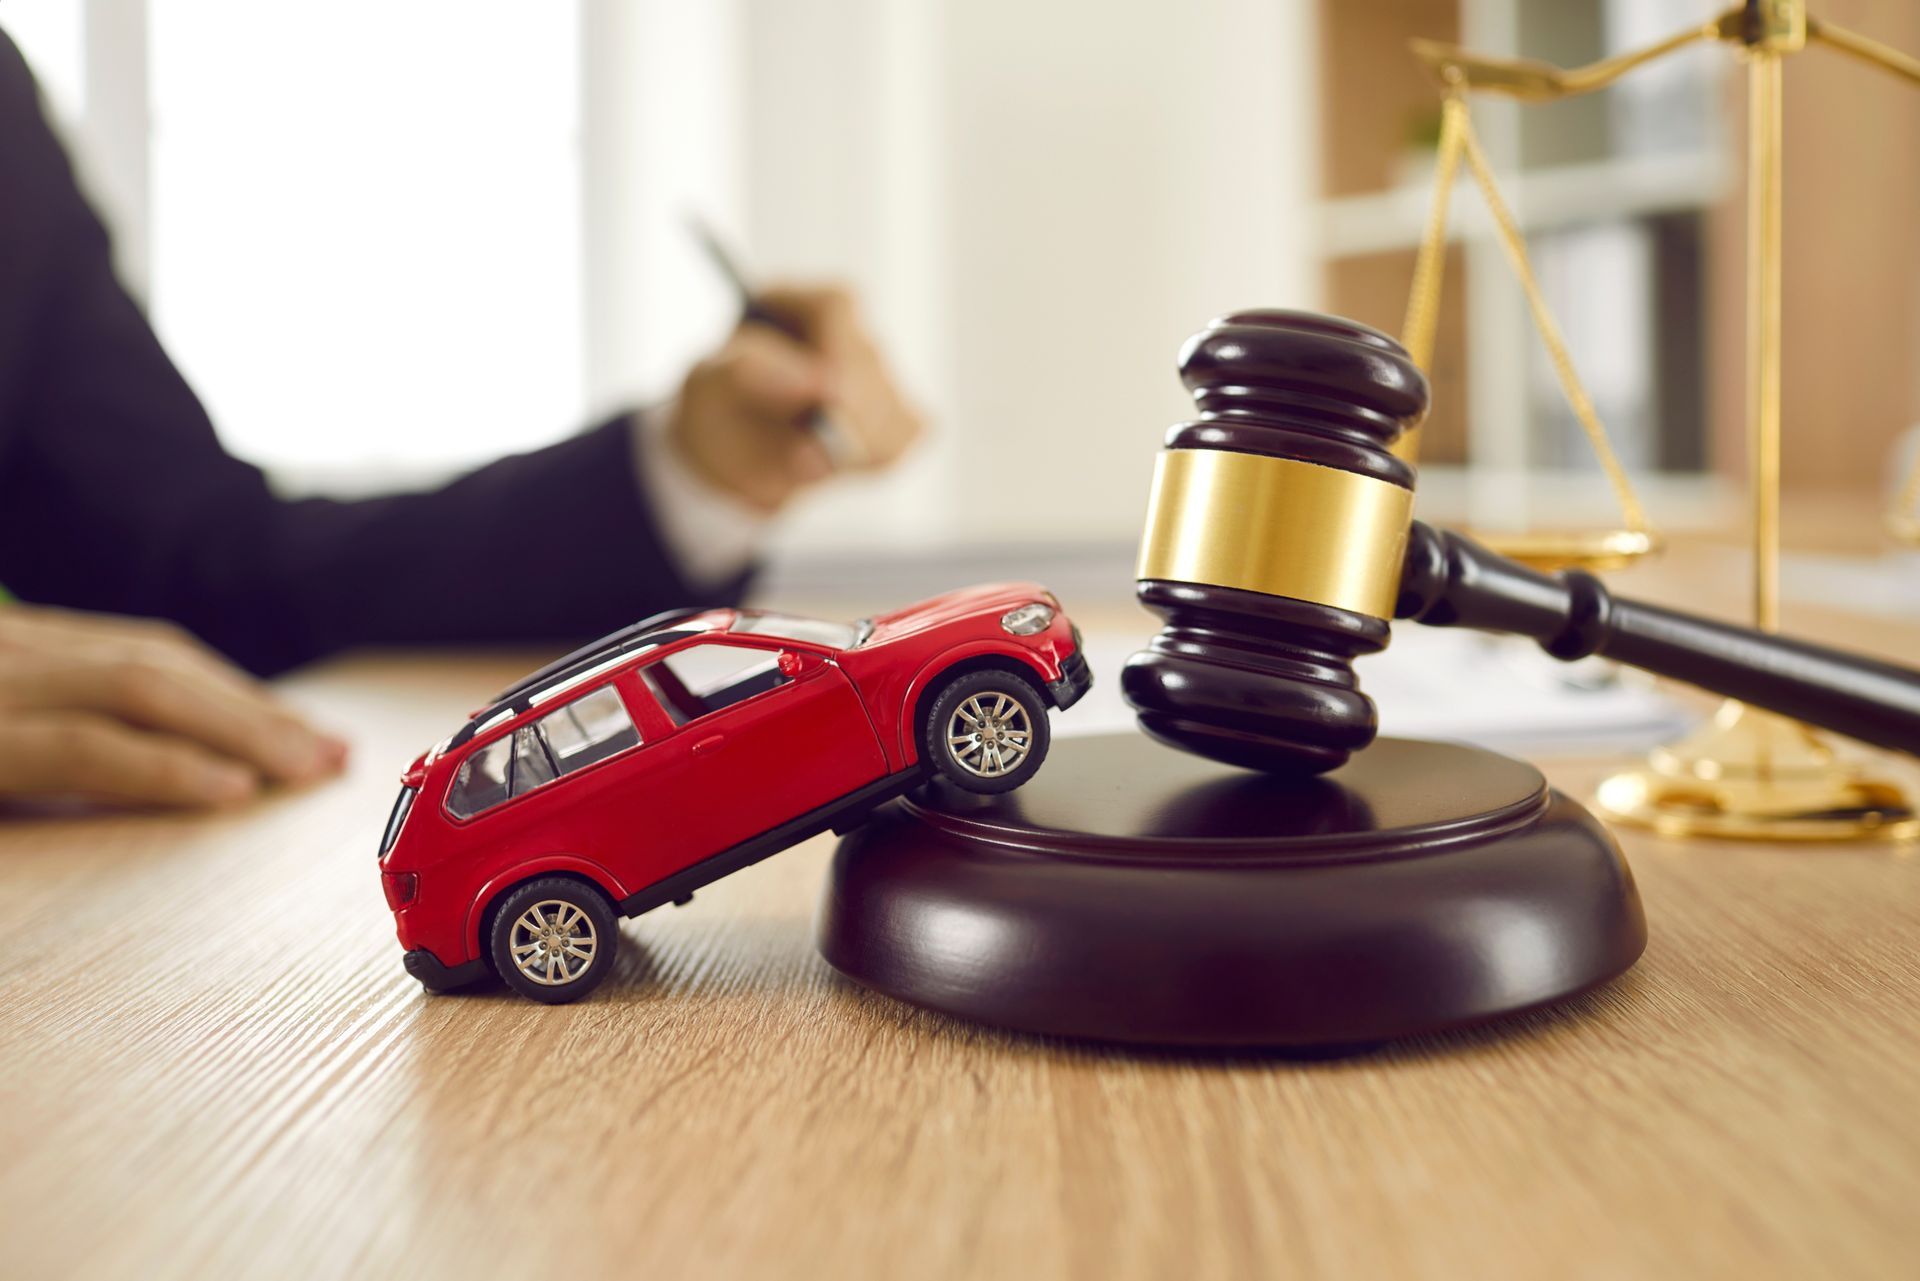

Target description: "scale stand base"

left=1596, top=700, right=1920, bottom=842
left=817, top=732, right=1646, bottom=1048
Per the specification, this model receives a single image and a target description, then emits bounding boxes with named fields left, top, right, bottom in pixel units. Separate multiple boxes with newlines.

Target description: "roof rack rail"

left=446, top=607, right=715, bottom=749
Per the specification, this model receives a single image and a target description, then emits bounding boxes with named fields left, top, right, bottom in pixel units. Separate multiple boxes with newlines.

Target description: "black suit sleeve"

left=0, top=32, right=747, bottom=675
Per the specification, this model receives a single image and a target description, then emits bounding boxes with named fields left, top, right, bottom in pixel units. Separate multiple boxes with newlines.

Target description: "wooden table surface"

left=4, top=551, right=1919, bottom=1281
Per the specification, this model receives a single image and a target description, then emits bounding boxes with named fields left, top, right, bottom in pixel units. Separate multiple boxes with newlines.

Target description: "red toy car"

left=377, top=583, right=1090, bottom=1003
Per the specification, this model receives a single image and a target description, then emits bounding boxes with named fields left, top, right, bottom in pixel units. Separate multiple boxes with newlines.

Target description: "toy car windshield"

left=732, top=611, right=866, bottom=649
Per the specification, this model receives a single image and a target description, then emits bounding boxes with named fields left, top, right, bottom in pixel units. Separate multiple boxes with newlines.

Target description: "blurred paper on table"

left=1060, top=627, right=1692, bottom=757
left=1784, top=551, right=1920, bottom=621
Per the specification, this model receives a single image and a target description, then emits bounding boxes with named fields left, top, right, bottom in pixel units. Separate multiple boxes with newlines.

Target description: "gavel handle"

left=1396, top=522, right=1920, bottom=756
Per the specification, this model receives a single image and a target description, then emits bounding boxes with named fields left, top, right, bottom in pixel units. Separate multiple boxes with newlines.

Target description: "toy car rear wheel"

left=925, top=669, right=1051, bottom=794
left=489, top=877, right=619, bottom=1004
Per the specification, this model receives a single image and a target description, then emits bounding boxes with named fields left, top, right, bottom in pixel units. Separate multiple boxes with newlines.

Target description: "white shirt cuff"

left=631, top=412, right=770, bottom=589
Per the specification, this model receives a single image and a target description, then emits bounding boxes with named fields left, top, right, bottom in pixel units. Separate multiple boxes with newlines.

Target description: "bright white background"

left=147, top=2, right=587, bottom=478
left=4, top=0, right=1320, bottom=554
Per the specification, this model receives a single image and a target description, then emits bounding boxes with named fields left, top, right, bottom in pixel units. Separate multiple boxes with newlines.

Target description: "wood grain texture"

left=3, top=592, right=1919, bottom=1280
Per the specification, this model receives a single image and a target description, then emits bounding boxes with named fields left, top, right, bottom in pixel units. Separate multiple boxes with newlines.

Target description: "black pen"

left=689, top=216, right=858, bottom=468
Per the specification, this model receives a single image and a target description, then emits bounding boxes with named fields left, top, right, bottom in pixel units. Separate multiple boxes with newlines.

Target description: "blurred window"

left=3, top=5, right=86, bottom=126
left=145, top=0, right=584, bottom=481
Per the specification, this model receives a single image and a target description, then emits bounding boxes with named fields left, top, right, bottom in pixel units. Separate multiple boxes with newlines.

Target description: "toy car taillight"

left=1000, top=603, right=1054, bottom=635
left=383, top=871, right=418, bottom=910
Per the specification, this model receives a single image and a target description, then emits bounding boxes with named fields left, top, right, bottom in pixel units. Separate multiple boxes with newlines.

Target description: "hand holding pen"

left=663, top=220, right=924, bottom=513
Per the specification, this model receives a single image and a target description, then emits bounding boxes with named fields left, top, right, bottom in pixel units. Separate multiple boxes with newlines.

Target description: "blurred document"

left=1060, top=626, right=1690, bottom=755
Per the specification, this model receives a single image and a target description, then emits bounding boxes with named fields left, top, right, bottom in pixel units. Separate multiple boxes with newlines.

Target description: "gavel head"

left=1122, top=310, right=1428, bottom=774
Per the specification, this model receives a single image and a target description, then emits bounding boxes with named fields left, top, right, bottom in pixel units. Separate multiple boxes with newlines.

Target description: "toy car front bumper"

left=403, top=948, right=489, bottom=993
left=1047, top=642, right=1094, bottom=711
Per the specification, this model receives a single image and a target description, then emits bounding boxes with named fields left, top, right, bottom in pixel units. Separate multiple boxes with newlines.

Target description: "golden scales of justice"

left=1394, top=0, right=1920, bottom=840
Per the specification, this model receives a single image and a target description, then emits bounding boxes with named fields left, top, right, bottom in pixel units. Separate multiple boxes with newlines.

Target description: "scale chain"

left=1399, top=93, right=1650, bottom=536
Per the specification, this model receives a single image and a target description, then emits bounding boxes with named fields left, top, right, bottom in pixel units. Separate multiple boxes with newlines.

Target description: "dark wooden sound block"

left=817, top=733, right=1646, bottom=1048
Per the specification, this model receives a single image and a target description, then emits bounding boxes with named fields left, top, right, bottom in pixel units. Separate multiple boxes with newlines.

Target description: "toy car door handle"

left=691, top=734, right=728, bottom=757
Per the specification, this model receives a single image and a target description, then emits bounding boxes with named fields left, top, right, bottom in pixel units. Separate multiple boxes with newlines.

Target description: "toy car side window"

left=641, top=642, right=791, bottom=727
left=446, top=735, right=513, bottom=819
left=534, top=684, right=642, bottom=774
left=511, top=726, right=557, bottom=795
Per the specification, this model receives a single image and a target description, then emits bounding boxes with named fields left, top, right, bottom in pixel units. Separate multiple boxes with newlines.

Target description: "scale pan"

left=1470, top=527, right=1663, bottom=573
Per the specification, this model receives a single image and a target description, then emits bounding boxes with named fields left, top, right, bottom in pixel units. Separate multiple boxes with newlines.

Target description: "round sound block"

left=818, top=733, right=1646, bottom=1047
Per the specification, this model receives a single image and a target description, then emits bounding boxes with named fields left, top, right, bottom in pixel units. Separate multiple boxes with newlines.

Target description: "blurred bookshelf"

left=1314, top=0, right=1734, bottom=537
left=1315, top=0, right=1920, bottom=547
left=1318, top=151, right=1729, bottom=260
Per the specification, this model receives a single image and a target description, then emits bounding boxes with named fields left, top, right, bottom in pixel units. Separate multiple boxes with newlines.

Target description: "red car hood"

left=861, top=581, right=1052, bottom=646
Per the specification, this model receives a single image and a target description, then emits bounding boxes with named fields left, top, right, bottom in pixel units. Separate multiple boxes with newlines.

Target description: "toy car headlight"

left=1001, top=603, right=1055, bottom=636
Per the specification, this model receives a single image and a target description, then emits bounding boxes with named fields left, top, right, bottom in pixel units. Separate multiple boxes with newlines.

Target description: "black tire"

left=488, top=877, right=620, bottom=1004
left=923, top=668, right=1051, bottom=794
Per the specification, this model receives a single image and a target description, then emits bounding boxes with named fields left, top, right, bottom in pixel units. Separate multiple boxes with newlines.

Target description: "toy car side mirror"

left=778, top=651, right=805, bottom=679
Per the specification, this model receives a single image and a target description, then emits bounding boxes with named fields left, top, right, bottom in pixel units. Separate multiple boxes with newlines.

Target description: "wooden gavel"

left=1122, top=309, right=1920, bottom=774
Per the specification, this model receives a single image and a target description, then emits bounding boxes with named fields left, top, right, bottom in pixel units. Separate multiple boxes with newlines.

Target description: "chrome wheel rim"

left=945, top=691, right=1033, bottom=778
left=508, top=899, right=599, bottom=986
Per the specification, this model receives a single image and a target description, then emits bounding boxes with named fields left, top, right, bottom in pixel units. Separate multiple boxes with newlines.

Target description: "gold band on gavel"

left=1136, top=449, right=1414, bottom=620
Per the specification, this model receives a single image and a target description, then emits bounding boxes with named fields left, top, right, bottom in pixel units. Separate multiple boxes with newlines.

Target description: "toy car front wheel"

left=489, top=877, right=619, bottom=1004
left=925, top=669, right=1051, bottom=794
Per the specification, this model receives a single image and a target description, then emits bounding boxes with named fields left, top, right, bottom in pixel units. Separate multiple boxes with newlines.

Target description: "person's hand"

left=664, top=283, right=924, bottom=512
left=0, top=606, right=348, bottom=810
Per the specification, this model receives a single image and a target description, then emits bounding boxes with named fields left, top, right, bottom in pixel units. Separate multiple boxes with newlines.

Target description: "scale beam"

left=1810, top=20, right=1920, bottom=89
left=1409, top=9, right=1739, bottom=101
left=1408, top=3, right=1920, bottom=101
